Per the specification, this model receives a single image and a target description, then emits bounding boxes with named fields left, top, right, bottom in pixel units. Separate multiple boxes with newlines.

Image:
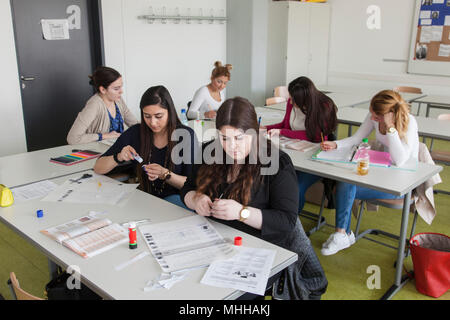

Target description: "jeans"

left=296, top=171, right=322, bottom=213
left=335, top=182, right=404, bottom=233
left=163, top=194, right=189, bottom=210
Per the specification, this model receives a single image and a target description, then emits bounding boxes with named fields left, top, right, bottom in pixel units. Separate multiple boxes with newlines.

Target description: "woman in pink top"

left=264, top=77, right=338, bottom=226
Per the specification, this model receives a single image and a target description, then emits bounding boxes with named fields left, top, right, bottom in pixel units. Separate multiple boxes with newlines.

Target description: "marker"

left=129, top=222, right=137, bottom=249
left=258, top=116, right=262, bottom=125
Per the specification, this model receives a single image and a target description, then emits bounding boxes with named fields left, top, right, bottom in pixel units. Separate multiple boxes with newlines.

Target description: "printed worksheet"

left=139, top=215, right=235, bottom=273
left=11, top=180, right=58, bottom=202
left=201, top=246, right=276, bottom=296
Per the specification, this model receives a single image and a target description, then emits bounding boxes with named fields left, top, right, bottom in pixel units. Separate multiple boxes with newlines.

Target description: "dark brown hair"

left=137, top=86, right=181, bottom=193
left=89, top=66, right=121, bottom=92
left=195, top=97, right=266, bottom=206
left=288, top=77, right=337, bottom=142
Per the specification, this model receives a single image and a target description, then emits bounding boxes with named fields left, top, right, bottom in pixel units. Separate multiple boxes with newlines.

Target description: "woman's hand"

left=204, top=110, right=217, bottom=119
left=118, top=145, right=139, bottom=162
left=210, top=199, right=242, bottom=221
left=103, top=131, right=121, bottom=140
left=190, top=193, right=213, bottom=216
left=143, top=163, right=167, bottom=181
left=267, top=129, right=281, bottom=138
left=383, top=112, right=395, bottom=129
left=320, top=141, right=337, bottom=151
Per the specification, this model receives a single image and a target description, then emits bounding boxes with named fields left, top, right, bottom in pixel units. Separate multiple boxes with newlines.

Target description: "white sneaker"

left=321, top=232, right=353, bottom=256
left=322, top=231, right=355, bottom=248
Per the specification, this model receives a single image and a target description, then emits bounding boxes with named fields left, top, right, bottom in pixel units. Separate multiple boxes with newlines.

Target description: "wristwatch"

left=161, top=170, right=171, bottom=181
left=113, top=153, right=125, bottom=164
left=388, top=127, right=397, bottom=134
left=239, top=206, right=251, bottom=222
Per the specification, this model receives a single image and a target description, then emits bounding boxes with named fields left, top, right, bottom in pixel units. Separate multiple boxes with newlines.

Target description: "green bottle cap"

left=362, top=138, right=368, bottom=143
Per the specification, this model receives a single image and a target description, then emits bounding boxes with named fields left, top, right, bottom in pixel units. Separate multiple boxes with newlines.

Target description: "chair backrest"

left=393, top=86, right=422, bottom=94
left=8, top=272, right=43, bottom=300
left=274, top=86, right=289, bottom=99
left=437, top=113, right=450, bottom=121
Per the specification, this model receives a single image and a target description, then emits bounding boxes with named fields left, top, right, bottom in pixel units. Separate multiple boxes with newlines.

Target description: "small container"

left=129, top=222, right=137, bottom=249
left=37, top=210, right=44, bottom=218
left=234, top=236, right=242, bottom=246
left=356, top=138, right=370, bottom=176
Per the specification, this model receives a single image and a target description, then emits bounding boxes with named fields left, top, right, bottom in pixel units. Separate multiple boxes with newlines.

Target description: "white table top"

left=0, top=171, right=297, bottom=300
left=326, top=92, right=373, bottom=108
left=338, top=107, right=450, bottom=141
left=0, top=142, right=109, bottom=188
left=283, top=148, right=442, bottom=196
left=413, top=94, right=450, bottom=106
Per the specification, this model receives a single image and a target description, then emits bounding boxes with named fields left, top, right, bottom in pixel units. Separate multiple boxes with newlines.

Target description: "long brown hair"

left=137, top=86, right=181, bottom=193
left=370, top=90, right=410, bottom=141
left=195, top=97, right=267, bottom=206
left=288, top=77, right=337, bottom=142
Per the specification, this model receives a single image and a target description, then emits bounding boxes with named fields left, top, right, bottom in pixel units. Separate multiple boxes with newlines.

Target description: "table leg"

left=380, top=191, right=412, bottom=300
left=48, top=259, right=59, bottom=280
left=347, top=125, right=352, bottom=137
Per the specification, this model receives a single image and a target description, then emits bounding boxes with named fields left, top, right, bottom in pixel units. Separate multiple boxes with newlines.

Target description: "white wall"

left=0, top=0, right=27, bottom=157
left=101, top=0, right=227, bottom=118
left=327, top=0, right=450, bottom=95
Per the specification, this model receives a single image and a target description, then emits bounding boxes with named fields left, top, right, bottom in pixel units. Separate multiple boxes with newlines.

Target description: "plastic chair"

left=274, top=86, right=289, bottom=100
left=266, top=97, right=286, bottom=106
left=7, top=272, right=43, bottom=300
left=430, top=113, right=450, bottom=165
left=393, top=86, right=423, bottom=115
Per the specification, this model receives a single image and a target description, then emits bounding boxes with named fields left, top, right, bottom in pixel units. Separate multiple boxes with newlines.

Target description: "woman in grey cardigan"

left=67, top=66, right=139, bottom=145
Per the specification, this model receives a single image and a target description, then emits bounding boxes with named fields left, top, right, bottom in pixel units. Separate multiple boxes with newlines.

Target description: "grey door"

left=11, top=0, right=103, bottom=151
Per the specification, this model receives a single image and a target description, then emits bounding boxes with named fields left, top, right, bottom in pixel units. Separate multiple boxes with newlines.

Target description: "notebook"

left=41, top=214, right=128, bottom=258
left=50, top=150, right=101, bottom=166
left=265, top=134, right=318, bottom=152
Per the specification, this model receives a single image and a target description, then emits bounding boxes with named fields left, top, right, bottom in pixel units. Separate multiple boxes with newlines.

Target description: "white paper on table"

left=41, top=19, right=70, bottom=40
left=201, top=246, right=276, bottom=296
left=256, top=111, right=284, bottom=120
left=41, top=174, right=138, bottom=205
left=139, top=215, right=235, bottom=273
left=438, top=44, right=450, bottom=57
left=11, top=180, right=58, bottom=202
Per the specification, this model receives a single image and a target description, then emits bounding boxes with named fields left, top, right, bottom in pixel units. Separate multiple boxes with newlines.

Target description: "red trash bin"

left=410, top=233, right=450, bottom=298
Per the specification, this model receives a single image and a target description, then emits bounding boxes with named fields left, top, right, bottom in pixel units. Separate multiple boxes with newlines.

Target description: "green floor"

left=0, top=123, right=449, bottom=300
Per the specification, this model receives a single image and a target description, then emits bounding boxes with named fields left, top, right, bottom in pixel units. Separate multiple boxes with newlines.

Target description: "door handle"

left=21, top=76, right=35, bottom=81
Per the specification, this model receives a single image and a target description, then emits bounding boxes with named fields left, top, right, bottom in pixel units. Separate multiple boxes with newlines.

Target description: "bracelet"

left=162, top=170, right=172, bottom=181
left=98, top=133, right=103, bottom=141
left=113, top=153, right=125, bottom=164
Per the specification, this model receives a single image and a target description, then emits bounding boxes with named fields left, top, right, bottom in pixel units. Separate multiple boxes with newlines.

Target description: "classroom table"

left=0, top=170, right=297, bottom=300
left=412, top=94, right=450, bottom=118
left=0, top=142, right=109, bottom=188
left=338, top=106, right=450, bottom=141
left=282, top=147, right=442, bottom=300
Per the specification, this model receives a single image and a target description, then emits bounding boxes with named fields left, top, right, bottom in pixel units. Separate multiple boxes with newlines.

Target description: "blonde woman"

left=187, top=61, right=232, bottom=119
left=319, top=90, right=419, bottom=256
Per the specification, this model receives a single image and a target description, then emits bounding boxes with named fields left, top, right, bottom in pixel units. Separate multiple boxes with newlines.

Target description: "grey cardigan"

left=67, top=94, right=139, bottom=145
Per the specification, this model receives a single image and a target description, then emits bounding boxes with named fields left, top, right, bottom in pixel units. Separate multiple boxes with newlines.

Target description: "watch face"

left=241, top=208, right=250, bottom=219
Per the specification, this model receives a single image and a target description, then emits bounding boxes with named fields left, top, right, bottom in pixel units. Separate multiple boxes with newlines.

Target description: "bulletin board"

left=408, top=0, right=450, bottom=76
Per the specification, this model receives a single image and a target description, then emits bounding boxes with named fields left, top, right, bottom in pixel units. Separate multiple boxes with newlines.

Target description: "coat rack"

left=138, top=7, right=227, bottom=24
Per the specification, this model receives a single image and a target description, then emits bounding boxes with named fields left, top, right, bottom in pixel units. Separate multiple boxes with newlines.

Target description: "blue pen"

left=258, top=116, right=262, bottom=125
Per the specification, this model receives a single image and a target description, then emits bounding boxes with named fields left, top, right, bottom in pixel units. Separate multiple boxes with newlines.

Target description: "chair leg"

left=7, top=279, right=17, bottom=300
left=416, top=103, right=421, bottom=116
left=304, top=190, right=327, bottom=236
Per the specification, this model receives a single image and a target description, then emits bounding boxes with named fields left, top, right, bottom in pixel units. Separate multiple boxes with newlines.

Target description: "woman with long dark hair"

left=180, top=97, right=327, bottom=299
left=67, top=66, right=139, bottom=145
left=264, top=76, right=338, bottom=220
left=94, top=86, right=198, bottom=208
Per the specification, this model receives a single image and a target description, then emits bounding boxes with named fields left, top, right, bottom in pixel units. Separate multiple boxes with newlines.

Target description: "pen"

left=258, top=116, right=262, bottom=125
left=321, top=132, right=324, bottom=143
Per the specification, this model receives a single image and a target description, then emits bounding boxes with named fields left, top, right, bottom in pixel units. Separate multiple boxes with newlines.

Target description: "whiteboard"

left=408, top=0, right=450, bottom=77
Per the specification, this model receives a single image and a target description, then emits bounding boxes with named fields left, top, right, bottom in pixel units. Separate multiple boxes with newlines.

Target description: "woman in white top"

left=319, top=90, right=419, bottom=256
left=187, top=61, right=232, bottom=120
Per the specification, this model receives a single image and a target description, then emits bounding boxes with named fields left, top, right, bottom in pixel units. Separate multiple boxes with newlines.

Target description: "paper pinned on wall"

left=432, top=0, right=445, bottom=4
left=431, top=26, right=444, bottom=41
left=41, top=19, right=70, bottom=40
left=445, top=15, right=450, bottom=26
left=438, top=44, right=450, bottom=57
left=420, top=19, right=432, bottom=26
left=420, top=11, right=431, bottom=19
left=420, top=26, right=433, bottom=43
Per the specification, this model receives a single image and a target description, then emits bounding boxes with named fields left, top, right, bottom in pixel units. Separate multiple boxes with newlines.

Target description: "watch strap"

left=113, top=153, right=124, bottom=164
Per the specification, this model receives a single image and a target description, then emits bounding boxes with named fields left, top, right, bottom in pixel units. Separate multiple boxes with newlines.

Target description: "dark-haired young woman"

left=94, top=86, right=198, bottom=208
left=67, top=66, right=139, bottom=145
left=264, top=77, right=338, bottom=217
left=180, top=97, right=327, bottom=299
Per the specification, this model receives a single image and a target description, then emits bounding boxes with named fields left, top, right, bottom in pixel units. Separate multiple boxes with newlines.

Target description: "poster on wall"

left=408, top=0, right=450, bottom=76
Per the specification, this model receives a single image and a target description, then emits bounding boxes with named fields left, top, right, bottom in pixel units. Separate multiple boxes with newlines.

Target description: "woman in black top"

left=94, top=86, right=198, bottom=209
left=181, top=97, right=327, bottom=299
